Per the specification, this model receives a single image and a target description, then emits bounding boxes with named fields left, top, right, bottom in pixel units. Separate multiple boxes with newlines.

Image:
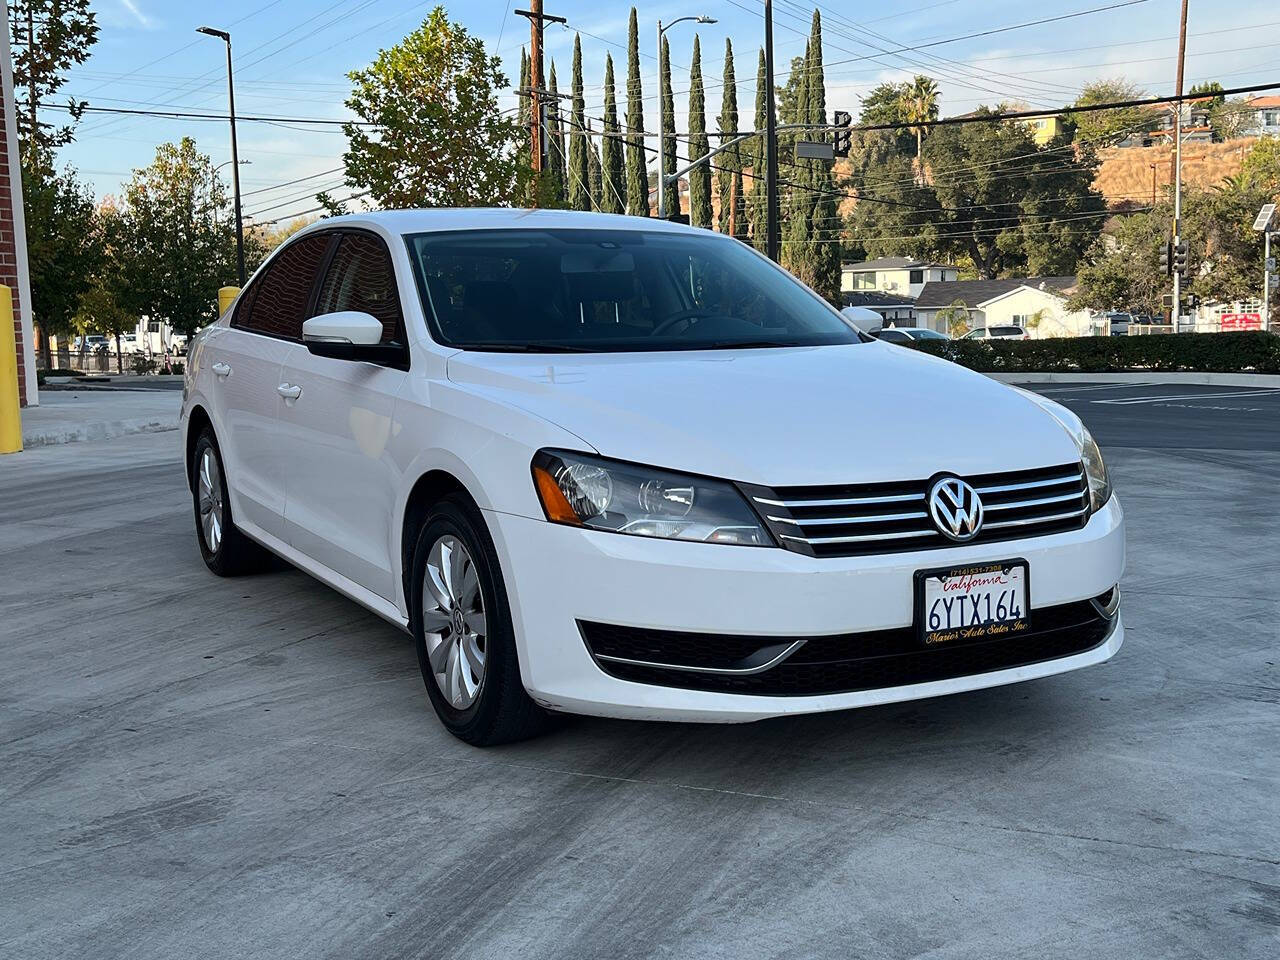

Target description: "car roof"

left=297, top=207, right=706, bottom=239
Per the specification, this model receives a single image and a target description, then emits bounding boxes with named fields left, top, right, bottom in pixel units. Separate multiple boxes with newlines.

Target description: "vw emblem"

left=928, top=476, right=984, bottom=542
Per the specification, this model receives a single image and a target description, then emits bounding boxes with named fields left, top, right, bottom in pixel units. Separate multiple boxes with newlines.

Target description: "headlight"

left=531, top=450, right=772, bottom=546
left=1079, top=427, right=1112, bottom=512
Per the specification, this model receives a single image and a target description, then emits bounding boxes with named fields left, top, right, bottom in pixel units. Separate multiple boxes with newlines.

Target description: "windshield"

left=404, top=228, right=863, bottom=352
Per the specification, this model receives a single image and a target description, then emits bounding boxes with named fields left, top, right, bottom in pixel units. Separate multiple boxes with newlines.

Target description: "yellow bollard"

left=0, top=285, right=22, bottom=454
left=218, top=285, right=241, bottom=317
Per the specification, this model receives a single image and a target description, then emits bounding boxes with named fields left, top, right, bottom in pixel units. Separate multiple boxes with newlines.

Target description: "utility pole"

left=1170, top=0, right=1189, bottom=332
left=764, top=0, right=779, bottom=261
left=517, top=3, right=566, bottom=182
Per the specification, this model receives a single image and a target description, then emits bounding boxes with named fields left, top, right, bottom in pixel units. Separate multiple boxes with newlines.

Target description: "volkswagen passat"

left=181, top=210, right=1123, bottom=745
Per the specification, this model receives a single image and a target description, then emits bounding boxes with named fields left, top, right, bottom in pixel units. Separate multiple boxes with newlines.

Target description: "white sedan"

left=181, top=209, right=1123, bottom=745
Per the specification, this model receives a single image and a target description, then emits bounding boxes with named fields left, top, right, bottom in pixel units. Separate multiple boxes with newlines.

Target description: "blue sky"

left=57, top=0, right=1280, bottom=225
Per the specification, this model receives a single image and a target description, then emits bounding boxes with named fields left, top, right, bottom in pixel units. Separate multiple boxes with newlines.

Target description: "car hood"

left=445, top=343, right=1082, bottom=486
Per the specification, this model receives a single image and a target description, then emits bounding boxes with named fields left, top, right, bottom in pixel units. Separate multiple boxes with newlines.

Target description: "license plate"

left=914, top=560, right=1030, bottom=647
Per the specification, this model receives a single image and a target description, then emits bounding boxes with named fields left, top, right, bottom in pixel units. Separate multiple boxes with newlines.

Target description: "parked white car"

left=873, top=327, right=951, bottom=344
left=181, top=210, right=1124, bottom=745
left=961, top=325, right=1029, bottom=341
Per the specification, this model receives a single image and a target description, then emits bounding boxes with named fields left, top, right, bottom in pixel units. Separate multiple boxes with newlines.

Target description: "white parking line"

left=1029, top=383, right=1157, bottom=395
left=1092, top=389, right=1280, bottom=406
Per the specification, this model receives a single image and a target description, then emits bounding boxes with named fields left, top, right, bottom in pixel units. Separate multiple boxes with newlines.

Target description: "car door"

left=277, top=230, right=411, bottom=601
left=212, top=233, right=334, bottom=542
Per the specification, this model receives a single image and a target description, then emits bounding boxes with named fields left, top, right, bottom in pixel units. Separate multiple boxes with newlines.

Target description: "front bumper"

left=486, top=495, right=1125, bottom=722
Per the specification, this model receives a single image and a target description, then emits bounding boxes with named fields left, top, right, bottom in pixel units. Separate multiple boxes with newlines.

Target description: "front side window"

left=315, top=233, right=404, bottom=344
left=236, top=233, right=332, bottom=340
left=405, top=228, right=862, bottom=352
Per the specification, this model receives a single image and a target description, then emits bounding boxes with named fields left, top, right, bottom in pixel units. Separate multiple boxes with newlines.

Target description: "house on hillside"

left=840, top=257, right=958, bottom=298
left=1244, top=96, right=1280, bottom=137
left=914, top=277, right=1104, bottom=337
left=1022, top=114, right=1065, bottom=145
left=1117, top=99, right=1215, bottom=148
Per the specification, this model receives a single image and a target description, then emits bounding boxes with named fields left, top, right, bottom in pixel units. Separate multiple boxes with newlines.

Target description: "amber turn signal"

left=533, top=465, right=582, bottom=524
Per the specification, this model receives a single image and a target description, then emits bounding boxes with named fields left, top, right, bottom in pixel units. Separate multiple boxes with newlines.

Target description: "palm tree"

left=899, top=75, right=939, bottom=166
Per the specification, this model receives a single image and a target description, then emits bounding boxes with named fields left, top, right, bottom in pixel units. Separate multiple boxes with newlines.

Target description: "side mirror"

left=301, top=311, right=406, bottom=368
left=302, top=311, right=383, bottom=346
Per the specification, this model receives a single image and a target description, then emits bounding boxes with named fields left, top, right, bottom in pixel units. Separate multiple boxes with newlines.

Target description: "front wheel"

left=410, top=496, right=550, bottom=746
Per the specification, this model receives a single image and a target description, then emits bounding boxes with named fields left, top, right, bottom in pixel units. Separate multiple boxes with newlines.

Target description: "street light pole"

left=1170, top=0, right=1188, bottom=332
left=764, top=0, right=779, bottom=261
left=198, top=26, right=246, bottom=287
left=656, top=14, right=716, bottom=220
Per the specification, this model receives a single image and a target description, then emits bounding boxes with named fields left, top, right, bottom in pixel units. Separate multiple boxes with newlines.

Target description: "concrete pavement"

left=15, top=388, right=180, bottom=447
left=0, top=392, right=1276, bottom=958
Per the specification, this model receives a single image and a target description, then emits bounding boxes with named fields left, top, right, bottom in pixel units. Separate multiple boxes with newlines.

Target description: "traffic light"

left=1158, top=240, right=1172, bottom=276
left=1172, top=239, right=1189, bottom=276
left=833, top=110, right=852, bottom=158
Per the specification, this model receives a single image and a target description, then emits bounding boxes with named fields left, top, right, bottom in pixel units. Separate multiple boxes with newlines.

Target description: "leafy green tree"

left=7, top=0, right=99, bottom=159
left=567, top=34, right=591, bottom=211
left=115, top=138, right=255, bottom=339
left=780, top=41, right=811, bottom=280
left=857, top=80, right=916, bottom=154
left=625, top=8, right=649, bottom=216
left=600, top=53, right=625, bottom=214
left=1071, top=208, right=1167, bottom=315
left=1068, top=79, right=1158, bottom=145
left=22, top=164, right=99, bottom=367
left=336, top=7, right=528, bottom=208
left=747, top=47, right=770, bottom=251
left=1189, top=81, right=1225, bottom=105
left=899, top=75, right=939, bottom=161
left=660, top=36, right=676, bottom=196
left=1241, top=138, right=1280, bottom=195
left=936, top=299, right=972, bottom=337
left=1209, top=97, right=1255, bottom=142
left=846, top=131, right=939, bottom=261
left=74, top=202, right=134, bottom=373
left=687, top=36, right=711, bottom=228
left=716, top=38, right=743, bottom=237
left=924, top=112, right=1106, bottom=278
left=805, top=12, right=839, bottom=301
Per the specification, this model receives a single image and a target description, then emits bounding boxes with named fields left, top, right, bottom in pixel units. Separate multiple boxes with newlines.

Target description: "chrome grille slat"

left=782, top=528, right=940, bottom=545
left=754, top=462, right=1088, bottom=557
left=770, top=510, right=930, bottom=526
left=753, top=492, right=922, bottom=508
left=973, top=474, right=1080, bottom=495
left=982, top=507, right=1088, bottom=530
left=983, top=491, right=1085, bottom=512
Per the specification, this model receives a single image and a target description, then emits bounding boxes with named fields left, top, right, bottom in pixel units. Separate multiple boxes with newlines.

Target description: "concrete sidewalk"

left=15, top=389, right=180, bottom=448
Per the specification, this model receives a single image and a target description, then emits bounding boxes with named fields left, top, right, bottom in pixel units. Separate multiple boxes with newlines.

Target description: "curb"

left=22, top=417, right=179, bottom=448
left=988, top=371, right=1280, bottom=388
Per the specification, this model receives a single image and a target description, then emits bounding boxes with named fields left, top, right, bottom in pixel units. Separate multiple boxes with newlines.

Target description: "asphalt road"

left=1, top=383, right=1277, bottom=959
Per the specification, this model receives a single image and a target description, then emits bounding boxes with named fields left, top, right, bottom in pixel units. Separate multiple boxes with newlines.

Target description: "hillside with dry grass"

left=1086, top=140, right=1257, bottom=209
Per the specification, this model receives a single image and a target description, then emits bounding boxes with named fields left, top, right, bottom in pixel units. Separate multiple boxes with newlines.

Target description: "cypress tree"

left=625, top=8, right=649, bottom=216
left=588, top=135, right=603, bottom=211
left=600, top=53, right=625, bottom=214
left=716, top=38, right=741, bottom=236
left=568, top=34, right=590, bottom=210
left=545, top=60, right=567, bottom=208
left=518, top=48, right=530, bottom=143
left=687, top=36, right=711, bottom=228
left=660, top=36, right=676, bottom=195
left=781, top=38, right=812, bottom=280
left=806, top=11, right=840, bottom=301
left=747, top=47, right=769, bottom=251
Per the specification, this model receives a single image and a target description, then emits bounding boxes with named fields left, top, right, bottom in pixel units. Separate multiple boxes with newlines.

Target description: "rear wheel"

left=410, top=495, right=550, bottom=746
left=191, top=430, right=268, bottom=576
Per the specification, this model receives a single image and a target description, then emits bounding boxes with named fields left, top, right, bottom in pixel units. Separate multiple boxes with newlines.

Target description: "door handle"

left=211, top=362, right=232, bottom=378
left=276, top=383, right=303, bottom=400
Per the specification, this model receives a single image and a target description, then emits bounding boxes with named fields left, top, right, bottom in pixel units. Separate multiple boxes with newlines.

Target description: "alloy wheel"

left=422, top=534, right=487, bottom=709
left=197, top=448, right=224, bottom=553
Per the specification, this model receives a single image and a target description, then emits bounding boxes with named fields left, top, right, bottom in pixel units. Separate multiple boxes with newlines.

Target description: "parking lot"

left=1, top=381, right=1277, bottom=959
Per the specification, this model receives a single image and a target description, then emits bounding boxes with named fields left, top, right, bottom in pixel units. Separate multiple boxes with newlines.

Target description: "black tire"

left=410, top=494, right=551, bottom=746
left=191, top=429, right=269, bottom=577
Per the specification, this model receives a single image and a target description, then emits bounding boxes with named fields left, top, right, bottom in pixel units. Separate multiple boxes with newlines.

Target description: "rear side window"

left=992, top=326, right=1023, bottom=335
left=315, top=233, right=404, bottom=344
left=235, top=233, right=332, bottom=339
left=876, top=329, right=910, bottom=344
